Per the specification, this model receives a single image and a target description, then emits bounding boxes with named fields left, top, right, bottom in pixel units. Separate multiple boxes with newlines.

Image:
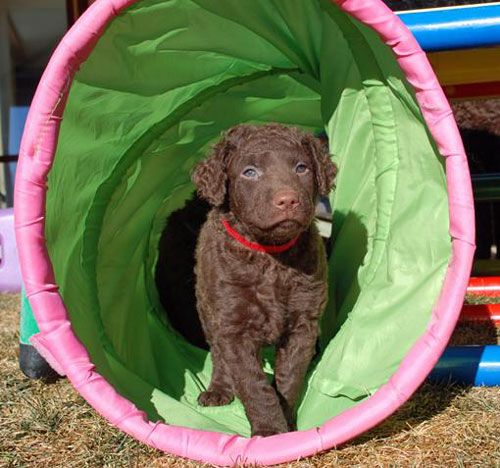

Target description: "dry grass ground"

left=1, top=293, right=499, bottom=468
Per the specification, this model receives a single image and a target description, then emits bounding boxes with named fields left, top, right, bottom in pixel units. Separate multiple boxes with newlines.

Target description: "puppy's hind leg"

left=198, top=345, right=235, bottom=407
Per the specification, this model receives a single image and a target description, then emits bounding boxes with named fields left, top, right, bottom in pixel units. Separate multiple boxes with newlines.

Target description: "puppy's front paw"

left=198, top=389, right=234, bottom=407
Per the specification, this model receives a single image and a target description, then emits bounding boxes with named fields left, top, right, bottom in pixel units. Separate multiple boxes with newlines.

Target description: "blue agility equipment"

left=398, top=3, right=500, bottom=51
left=431, top=346, right=500, bottom=386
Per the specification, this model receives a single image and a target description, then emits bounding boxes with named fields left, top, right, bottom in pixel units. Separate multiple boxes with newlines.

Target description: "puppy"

left=192, top=123, right=337, bottom=437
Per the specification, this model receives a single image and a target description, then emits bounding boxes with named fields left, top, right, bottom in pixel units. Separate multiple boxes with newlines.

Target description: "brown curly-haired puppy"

left=192, top=123, right=337, bottom=437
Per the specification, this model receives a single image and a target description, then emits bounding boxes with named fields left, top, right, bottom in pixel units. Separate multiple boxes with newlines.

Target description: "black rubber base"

left=19, top=343, right=60, bottom=382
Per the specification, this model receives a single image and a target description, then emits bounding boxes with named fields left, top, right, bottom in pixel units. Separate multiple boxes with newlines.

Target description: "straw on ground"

left=1, top=294, right=499, bottom=468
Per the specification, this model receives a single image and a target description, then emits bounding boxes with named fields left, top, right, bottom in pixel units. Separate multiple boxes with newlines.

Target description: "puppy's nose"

left=274, top=190, right=299, bottom=210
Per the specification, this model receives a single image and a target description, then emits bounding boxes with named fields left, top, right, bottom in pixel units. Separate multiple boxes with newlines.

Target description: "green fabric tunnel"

left=31, top=0, right=450, bottom=437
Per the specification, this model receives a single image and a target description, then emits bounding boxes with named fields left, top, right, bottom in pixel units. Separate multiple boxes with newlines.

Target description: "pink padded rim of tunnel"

left=14, top=0, right=475, bottom=465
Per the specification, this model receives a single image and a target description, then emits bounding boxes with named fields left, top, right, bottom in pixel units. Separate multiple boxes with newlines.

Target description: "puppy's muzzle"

left=273, top=190, right=299, bottom=211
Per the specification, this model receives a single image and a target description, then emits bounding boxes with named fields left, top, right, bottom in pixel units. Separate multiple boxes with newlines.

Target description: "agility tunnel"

left=15, top=0, right=475, bottom=465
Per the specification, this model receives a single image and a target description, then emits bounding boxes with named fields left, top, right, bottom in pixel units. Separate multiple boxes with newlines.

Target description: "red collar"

left=221, top=218, right=299, bottom=253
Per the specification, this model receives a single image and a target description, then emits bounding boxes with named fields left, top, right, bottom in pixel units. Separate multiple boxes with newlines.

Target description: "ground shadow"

left=342, top=381, right=470, bottom=448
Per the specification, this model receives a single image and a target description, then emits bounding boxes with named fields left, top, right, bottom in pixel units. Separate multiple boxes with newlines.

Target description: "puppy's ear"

left=192, top=137, right=233, bottom=207
left=302, top=133, right=338, bottom=197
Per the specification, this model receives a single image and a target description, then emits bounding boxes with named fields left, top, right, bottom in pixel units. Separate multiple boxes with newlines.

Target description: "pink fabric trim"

left=14, top=0, right=474, bottom=465
left=29, top=333, right=66, bottom=376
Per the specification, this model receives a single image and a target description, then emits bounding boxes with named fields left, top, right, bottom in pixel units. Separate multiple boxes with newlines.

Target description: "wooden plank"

left=460, top=304, right=500, bottom=326
left=468, top=277, right=500, bottom=297
left=428, top=47, right=500, bottom=86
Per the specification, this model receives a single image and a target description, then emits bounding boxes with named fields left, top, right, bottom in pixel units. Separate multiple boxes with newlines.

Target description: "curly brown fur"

left=192, top=123, right=337, bottom=436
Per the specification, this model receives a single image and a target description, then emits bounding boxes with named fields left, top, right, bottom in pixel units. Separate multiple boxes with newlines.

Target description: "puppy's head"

left=192, top=124, right=337, bottom=243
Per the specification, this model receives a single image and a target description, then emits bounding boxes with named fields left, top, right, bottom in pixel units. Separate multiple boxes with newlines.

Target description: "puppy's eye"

left=295, top=162, right=309, bottom=174
left=242, top=167, right=259, bottom=179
